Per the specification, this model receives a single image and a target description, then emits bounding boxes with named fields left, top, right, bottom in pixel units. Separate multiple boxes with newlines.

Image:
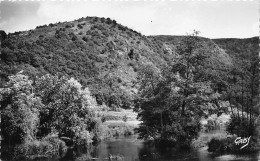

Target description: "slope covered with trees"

left=0, top=17, right=234, bottom=111
left=0, top=17, right=169, bottom=110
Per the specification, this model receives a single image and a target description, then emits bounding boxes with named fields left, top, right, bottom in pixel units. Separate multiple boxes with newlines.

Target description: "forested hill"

left=212, top=37, right=259, bottom=82
left=0, top=16, right=257, bottom=109
left=212, top=37, right=259, bottom=63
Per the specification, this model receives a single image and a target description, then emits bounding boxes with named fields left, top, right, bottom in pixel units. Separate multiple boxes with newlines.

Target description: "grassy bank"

left=97, top=109, right=141, bottom=139
left=192, top=114, right=230, bottom=149
left=192, top=129, right=228, bottom=149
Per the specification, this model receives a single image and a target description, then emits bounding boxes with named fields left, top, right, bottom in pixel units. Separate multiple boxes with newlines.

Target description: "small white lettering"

left=234, top=136, right=251, bottom=149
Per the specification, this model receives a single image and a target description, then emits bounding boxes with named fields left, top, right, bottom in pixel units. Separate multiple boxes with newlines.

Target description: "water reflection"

left=19, top=135, right=259, bottom=161
left=82, top=135, right=260, bottom=161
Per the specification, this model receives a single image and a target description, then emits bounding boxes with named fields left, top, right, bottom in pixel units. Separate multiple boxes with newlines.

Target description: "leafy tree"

left=226, top=45, right=260, bottom=137
left=0, top=72, right=41, bottom=145
left=34, top=74, right=98, bottom=142
left=135, top=31, right=222, bottom=147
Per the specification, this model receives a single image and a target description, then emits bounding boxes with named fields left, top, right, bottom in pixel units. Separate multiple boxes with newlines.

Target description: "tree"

left=34, top=74, right=98, bottom=143
left=135, top=31, right=221, bottom=147
left=226, top=47, right=260, bottom=137
left=0, top=72, right=41, bottom=145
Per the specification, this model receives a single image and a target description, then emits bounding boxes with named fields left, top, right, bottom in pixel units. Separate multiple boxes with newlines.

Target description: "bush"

left=100, top=17, right=105, bottom=23
left=74, top=130, right=93, bottom=146
left=42, top=135, right=67, bottom=156
left=122, top=115, right=127, bottom=122
left=226, top=115, right=256, bottom=137
left=49, top=23, right=55, bottom=27
left=123, top=126, right=134, bottom=136
left=106, top=18, right=112, bottom=24
left=208, top=136, right=259, bottom=154
left=101, top=115, right=106, bottom=123
left=13, top=137, right=67, bottom=160
left=208, top=138, right=228, bottom=153
left=77, top=24, right=83, bottom=29
left=108, top=124, right=134, bottom=137
left=82, top=36, right=88, bottom=42
left=204, top=119, right=220, bottom=132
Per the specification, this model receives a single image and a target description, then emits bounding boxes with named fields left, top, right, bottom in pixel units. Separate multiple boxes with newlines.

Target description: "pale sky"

left=0, top=0, right=258, bottom=39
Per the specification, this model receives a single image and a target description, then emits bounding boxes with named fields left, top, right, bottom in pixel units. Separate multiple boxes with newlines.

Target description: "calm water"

left=60, top=135, right=260, bottom=161
left=4, top=135, right=259, bottom=161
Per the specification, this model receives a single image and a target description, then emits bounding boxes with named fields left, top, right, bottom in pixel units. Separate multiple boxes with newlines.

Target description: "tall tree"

left=0, top=72, right=41, bottom=145
left=135, top=31, right=222, bottom=147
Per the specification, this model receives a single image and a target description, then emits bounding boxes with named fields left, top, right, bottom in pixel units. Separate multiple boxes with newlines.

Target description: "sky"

left=0, top=0, right=258, bottom=39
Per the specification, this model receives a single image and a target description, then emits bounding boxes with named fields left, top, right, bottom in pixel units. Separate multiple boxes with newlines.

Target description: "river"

left=58, top=135, right=260, bottom=161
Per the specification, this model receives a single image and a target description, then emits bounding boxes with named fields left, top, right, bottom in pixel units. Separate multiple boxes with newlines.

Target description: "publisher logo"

left=234, top=136, right=251, bottom=149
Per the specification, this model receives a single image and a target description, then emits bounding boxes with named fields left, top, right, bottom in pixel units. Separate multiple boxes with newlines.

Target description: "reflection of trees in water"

left=138, top=141, right=165, bottom=161
left=60, top=145, right=93, bottom=161
left=138, top=141, right=201, bottom=161
left=58, top=138, right=260, bottom=161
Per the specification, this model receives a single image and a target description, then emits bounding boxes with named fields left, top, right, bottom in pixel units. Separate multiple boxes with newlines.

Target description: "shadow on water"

left=59, top=135, right=260, bottom=161
left=4, top=135, right=259, bottom=161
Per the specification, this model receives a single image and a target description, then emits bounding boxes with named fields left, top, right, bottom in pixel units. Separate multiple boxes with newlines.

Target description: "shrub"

left=122, top=115, right=127, bottom=122
left=118, top=25, right=126, bottom=31
left=65, top=24, right=71, bottom=28
left=101, top=115, right=106, bottom=123
left=207, top=138, right=227, bottom=153
left=42, top=135, right=67, bottom=155
left=106, top=18, right=112, bottom=24
left=77, top=24, right=83, bottom=29
left=123, top=126, right=134, bottom=136
left=95, top=124, right=113, bottom=140
left=74, top=130, right=93, bottom=146
left=107, top=124, right=134, bottom=137
left=112, top=20, right=117, bottom=25
left=100, top=17, right=105, bottom=23
left=82, top=36, right=88, bottom=42
left=226, top=115, right=256, bottom=137
left=208, top=136, right=259, bottom=154
left=13, top=137, right=67, bottom=160
left=204, top=119, right=220, bottom=132
left=36, top=25, right=47, bottom=29
left=49, top=23, right=55, bottom=27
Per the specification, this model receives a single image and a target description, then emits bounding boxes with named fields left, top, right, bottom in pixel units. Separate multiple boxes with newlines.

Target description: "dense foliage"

left=1, top=72, right=41, bottom=144
left=0, top=17, right=164, bottom=110
left=0, top=72, right=99, bottom=146
left=207, top=37, right=260, bottom=153
left=134, top=31, right=228, bottom=147
left=0, top=17, right=236, bottom=112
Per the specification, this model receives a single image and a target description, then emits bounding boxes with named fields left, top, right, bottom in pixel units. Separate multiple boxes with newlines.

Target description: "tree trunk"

left=241, top=75, right=244, bottom=119
left=161, top=111, right=163, bottom=138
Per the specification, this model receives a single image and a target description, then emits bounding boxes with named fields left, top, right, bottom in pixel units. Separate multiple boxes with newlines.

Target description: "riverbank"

left=97, top=109, right=141, bottom=138
left=101, top=110, right=233, bottom=149
left=192, top=129, right=228, bottom=149
left=5, top=109, right=259, bottom=161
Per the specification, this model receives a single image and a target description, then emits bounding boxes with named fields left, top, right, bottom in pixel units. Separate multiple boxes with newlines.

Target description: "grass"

left=101, top=121, right=138, bottom=138
left=98, top=109, right=139, bottom=121
left=96, top=108, right=140, bottom=139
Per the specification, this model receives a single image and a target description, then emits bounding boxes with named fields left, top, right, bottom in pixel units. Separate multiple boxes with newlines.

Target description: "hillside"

left=0, top=16, right=255, bottom=110
left=150, top=35, right=233, bottom=72
left=212, top=37, right=259, bottom=69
